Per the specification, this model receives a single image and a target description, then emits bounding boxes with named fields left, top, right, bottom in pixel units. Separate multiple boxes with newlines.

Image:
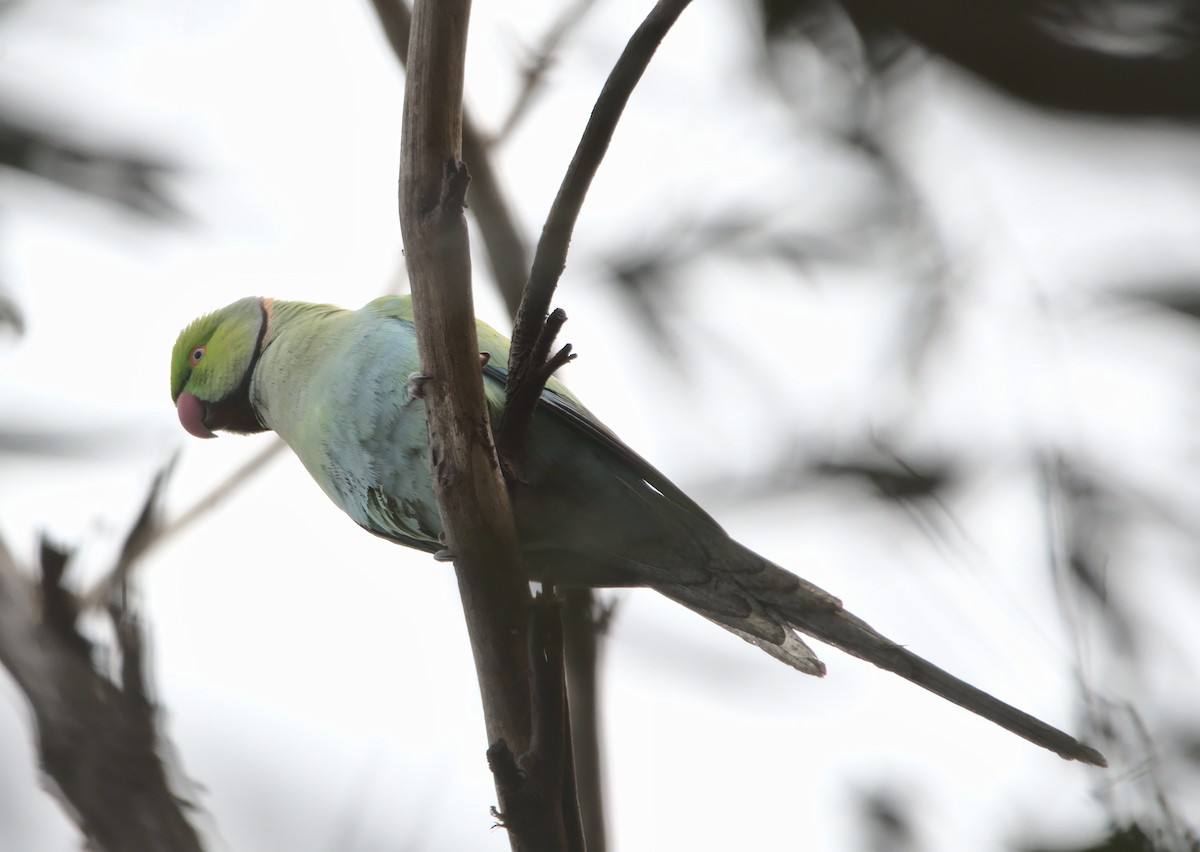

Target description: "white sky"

left=3, top=0, right=1200, bottom=850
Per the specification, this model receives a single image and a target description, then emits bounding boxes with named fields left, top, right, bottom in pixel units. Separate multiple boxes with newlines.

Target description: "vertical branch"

left=492, top=2, right=698, bottom=830
left=369, top=0, right=529, bottom=317
left=562, top=589, right=610, bottom=852
left=461, top=116, right=532, bottom=317
left=386, top=2, right=698, bottom=848
left=487, top=594, right=580, bottom=852
left=399, top=3, right=585, bottom=850
left=400, top=0, right=531, bottom=756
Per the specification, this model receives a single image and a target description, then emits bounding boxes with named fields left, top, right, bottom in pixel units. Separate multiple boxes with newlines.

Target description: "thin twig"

left=491, top=0, right=601, bottom=145
left=496, top=307, right=575, bottom=478
left=502, top=0, right=695, bottom=463
left=524, top=594, right=567, bottom=796
left=79, top=438, right=288, bottom=610
left=514, top=0, right=695, bottom=346
left=562, top=589, right=613, bottom=851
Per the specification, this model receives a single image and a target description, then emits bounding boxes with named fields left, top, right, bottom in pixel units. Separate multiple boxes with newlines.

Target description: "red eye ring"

left=190, top=345, right=206, bottom=364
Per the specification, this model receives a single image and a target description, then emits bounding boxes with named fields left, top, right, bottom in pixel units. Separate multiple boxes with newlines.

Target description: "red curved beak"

left=177, top=392, right=217, bottom=439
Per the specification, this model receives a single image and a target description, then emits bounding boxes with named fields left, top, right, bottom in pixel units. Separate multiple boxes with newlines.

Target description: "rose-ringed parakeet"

left=171, top=295, right=1106, bottom=766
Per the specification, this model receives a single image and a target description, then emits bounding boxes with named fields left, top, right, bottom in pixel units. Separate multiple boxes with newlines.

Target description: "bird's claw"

left=407, top=372, right=431, bottom=399
left=479, top=351, right=490, bottom=368
left=433, top=548, right=455, bottom=562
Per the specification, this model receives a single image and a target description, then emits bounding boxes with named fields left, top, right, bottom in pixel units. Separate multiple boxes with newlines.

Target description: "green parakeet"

left=171, top=295, right=1105, bottom=767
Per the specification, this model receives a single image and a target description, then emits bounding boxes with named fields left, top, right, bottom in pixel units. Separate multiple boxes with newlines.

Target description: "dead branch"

left=0, top=490, right=204, bottom=851
left=399, top=2, right=580, bottom=849
left=499, top=0, right=695, bottom=469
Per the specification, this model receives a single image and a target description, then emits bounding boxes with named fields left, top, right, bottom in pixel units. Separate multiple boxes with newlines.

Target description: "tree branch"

left=487, top=595, right=584, bottom=852
left=0, top=114, right=182, bottom=219
left=369, top=0, right=529, bottom=317
left=500, top=0, right=695, bottom=463
left=495, top=307, right=575, bottom=478
left=0, top=502, right=204, bottom=851
left=562, top=589, right=613, bottom=851
left=399, top=3, right=583, bottom=850
left=514, top=0, right=694, bottom=339
left=400, top=0, right=530, bottom=758
left=79, top=439, right=289, bottom=611
left=491, top=0, right=601, bottom=145
left=377, top=2, right=695, bottom=847
left=836, top=0, right=1200, bottom=119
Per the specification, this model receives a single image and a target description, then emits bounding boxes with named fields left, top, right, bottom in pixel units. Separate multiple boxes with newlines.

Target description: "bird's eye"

left=190, top=345, right=206, bottom=365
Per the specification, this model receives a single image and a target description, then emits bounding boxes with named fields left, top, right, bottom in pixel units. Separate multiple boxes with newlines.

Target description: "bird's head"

left=171, top=297, right=271, bottom=438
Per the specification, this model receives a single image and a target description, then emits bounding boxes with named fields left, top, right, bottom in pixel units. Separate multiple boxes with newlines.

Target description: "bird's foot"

left=406, top=372, right=432, bottom=399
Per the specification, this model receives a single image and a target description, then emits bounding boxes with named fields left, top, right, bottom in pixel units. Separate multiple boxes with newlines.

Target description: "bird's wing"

left=367, top=293, right=723, bottom=531
left=480, top=361, right=723, bottom=532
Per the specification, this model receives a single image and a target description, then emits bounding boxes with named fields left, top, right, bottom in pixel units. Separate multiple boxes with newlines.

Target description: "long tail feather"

left=785, top=603, right=1107, bottom=766
left=654, top=537, right=1106, bottom=766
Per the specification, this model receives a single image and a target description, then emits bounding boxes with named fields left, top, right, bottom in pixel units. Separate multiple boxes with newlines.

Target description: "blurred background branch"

left=0, top=111, right=181, bottom=220
left=0, top=479, right=204, bottom=852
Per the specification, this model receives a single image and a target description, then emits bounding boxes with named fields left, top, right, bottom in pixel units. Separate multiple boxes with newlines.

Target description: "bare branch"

left=562, top=589, right=614, bottom=851
left=513, top=0, right=695, bottom=356
left=367, top=0, right=412, bottom=65
left=402, top=0, right=532, bottom=753
left=491, top=0, right=601, bottom=145
left=496, top=307, right=575, bottom=478
left=488, top=595, right=583, bottom=852
left=526, top=595, right=567, bottom=788
left=462, top=115, right=534, bottom=319
left=0, top=524, right=204, bottom=850
left=372, top=3, right=614, bottom=846
left=369, top=0, right=529, bottom=317
left=398, top=3, right=587, bottom=850
left=79, top=438, right=288, bottom=610
left=0, top=114, right=182, bottom=220
left=499, top=0, right=694, bottom=477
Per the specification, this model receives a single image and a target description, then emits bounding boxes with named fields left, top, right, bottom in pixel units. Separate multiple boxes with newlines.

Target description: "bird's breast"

left=252, top=317, right=444, bottom=546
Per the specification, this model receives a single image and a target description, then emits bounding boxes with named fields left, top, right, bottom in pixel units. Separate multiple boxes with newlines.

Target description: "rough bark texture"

left=398, top=3, right=583, bottom=849
left=391, top=0, right=703, bottom=846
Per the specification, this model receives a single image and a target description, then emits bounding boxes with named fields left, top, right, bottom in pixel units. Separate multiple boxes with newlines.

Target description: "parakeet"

left=171, top=295, right=1106, bottom=766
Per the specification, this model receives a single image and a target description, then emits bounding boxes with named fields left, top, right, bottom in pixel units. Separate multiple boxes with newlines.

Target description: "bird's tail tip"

left=1070, top=743, right=1108, bottom=768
